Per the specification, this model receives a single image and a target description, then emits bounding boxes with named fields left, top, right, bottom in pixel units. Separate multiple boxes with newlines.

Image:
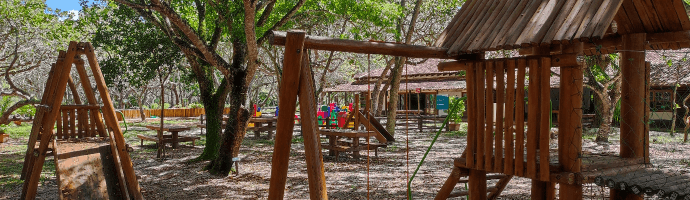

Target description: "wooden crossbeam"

left=270, top=31, right=452, bottom=59
left=437, top=53, right=582, bottom=72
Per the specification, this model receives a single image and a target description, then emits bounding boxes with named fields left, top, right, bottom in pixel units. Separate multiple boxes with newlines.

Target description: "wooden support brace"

left=268, top=31, right=306, bottom=200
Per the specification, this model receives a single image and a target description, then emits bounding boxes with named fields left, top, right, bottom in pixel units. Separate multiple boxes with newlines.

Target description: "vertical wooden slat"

left=526, top=59, right=539, bottom=179
left=495, top=61, right=505, bottom=172
left=74, top=60, right=107, bottom=137
left=268, top=31, right=306, bottom=200
left=77, top=109, right=84, bottom=138
left=466, top=63, right=476, bottom=168
left=476, top=62, right=486, bottom=170
left=70, top=109, right=76, bottom=138
left=485, top=61, right=495, bottom=170
left=62, top=110, right=69, bottom=139
left=504, top=59, right=516, bottom=175
left=57, top=110, right=63, bottom=139
left=539, top=57, right=551, bottom=182
left=515, top=59, right=526, bottom=177
left=558, top=64, right=584, bottom=200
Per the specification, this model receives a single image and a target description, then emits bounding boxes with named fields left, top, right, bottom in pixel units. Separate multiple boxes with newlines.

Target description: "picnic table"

left=140, top=125, right=198, bottom=149
left=248, top=117, right=278, bottom=138
left=319, top=129, right=387, bottom=160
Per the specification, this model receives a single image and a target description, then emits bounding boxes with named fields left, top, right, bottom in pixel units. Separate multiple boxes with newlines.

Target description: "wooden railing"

left=464, top=57, right=552, bottom=182
left=56, top=105, right=107, bottom=139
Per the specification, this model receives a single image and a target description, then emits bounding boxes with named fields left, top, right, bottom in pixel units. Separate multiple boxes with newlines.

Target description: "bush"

left=449, top=96, right=466, bottom=124
left=188, top=103, right=203, bottom=108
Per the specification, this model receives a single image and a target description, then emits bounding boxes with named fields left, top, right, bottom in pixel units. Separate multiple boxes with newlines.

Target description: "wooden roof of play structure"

left=435, top=0, right=690, bottom=55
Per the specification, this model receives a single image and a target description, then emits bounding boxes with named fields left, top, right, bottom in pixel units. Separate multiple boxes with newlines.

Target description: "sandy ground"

left=1, top=123, right=689, bottom=199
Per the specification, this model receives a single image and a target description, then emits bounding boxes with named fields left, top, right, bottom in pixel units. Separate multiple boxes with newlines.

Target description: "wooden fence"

left=115, top=108, right=231, bottom=120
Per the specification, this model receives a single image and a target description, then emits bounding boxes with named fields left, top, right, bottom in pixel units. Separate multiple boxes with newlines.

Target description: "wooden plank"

left=22, top=42, right=78, bottom=200
left=552, top=0, right=588, bottom=41
left=494, top=61, right=505, bottom=173
left=630, top=0, right=656, bottom=32
left=444, top=0, right=488, bottom=49
left=297, top=53, right=328, bottom=199
left=356, top=111, right=387, bottom=143
left=490, top=0, right=532, bottom=49
left=573, top=0, right=606, bottom=40
left=526, top=59, right=539, bottom=179
left=55, top=139, right=124, bottom=199
left=441, top=0, right=481, bottom=48
left=268, top=31, right=306, bottom=200
left=651, top=0, right=681, bottom=32
left=477, top=0, right=520, bottom=50
left=84, top=42, right=142, bottom=199
left=476, top=62, right=486, bottom=170
left=619, top=0, right=646, bottom=33
left=561, top=0, right=600, bottom=41
left=638, top=0, right=665, bottom=32
left=464, top=0, right=510, bottom=51
left=504, top=59, right=516, bottom=175
left=485, top=61, right=494, bottom=171
left=62, top=110, right=69, bottom=139
left=466, top=63, right=476, bottom=168
left=448, top=0, right=496, bottom=54
left=672, top=0, right=690, bottom=30
left=515, top=59, right=526, bottom=177
left=580, top=0, right=620, bottom=39
left=70, top=109, right=76, bottom=138
left=541, top=0, right=579, bottom=44
left=270, top=31, right=451, bottom=59
left=528, top=0, right=568, bottom=45
left=539, top=57, right=551, bottom=182
left=501, top=0, right=542, bottom=48
left=57, top=109, right=63, bottom=139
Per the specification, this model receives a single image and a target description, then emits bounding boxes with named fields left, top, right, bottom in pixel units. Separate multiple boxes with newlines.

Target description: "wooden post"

left=504, top=59, right=515, bottom=175
left=614, top=33, right=646, bottom=200
left=84, top=42, right=142, bottom=199
left=74, top=59, right=107, bottom=137
left=268, top=31, right=306, bottom=200
left=297, top=53, right=328, bottom=199
left=515, top=59, right=526, bottom=176
left=495, top=61, right=504, bottom=173
left=558, top=63, right=584, bottom=200
left=466, top=63, right=475, bottom=168
left=21, top=42, right=78, bottom=200
left=354, top=93, right=360, bottom=130
left=468, top=169, right=487, bottom=200
left=485, top=61, right=494, bottom=170
left=476, top=62, right=486, bottom=170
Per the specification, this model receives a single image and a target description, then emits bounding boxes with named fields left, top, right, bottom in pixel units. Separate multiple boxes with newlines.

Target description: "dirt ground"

left=1, top=121, right=689, bottom=199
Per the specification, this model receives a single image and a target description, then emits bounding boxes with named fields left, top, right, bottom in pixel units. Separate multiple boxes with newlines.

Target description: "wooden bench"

left=319, top=129, right=387, bottom=160
left=137, top=134, right=200, bottom=146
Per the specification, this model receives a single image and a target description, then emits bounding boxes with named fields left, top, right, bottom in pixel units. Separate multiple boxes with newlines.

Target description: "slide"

left=54, top=139, right=126, bottom=199
left=357, top=111, right=395, bottom=143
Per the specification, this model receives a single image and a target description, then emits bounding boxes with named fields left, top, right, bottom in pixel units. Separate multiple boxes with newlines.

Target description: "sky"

left=45, top=0, right=83, bottom=12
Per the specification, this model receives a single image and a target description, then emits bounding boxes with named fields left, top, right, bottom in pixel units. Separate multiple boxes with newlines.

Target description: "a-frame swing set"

left=20, top=41, right=142, bottom=200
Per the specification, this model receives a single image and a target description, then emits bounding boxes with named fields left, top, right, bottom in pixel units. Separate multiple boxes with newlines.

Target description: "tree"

left=113, top=0, right=308, bottom=175
left=0, top=0, right=78, bottom=124
left=584, top=54, right=621, bottom=142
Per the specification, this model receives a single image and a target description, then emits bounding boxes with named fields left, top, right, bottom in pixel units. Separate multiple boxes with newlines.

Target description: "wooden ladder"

left=436, top=158, right=513, bottom=200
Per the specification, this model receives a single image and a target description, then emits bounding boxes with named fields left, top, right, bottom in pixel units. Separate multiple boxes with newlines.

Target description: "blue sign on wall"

left=436, top=95, right=449, bottom=110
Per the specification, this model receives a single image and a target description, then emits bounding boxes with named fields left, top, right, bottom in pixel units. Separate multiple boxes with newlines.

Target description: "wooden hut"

left=266, top=0, right=690, bottom=199
left=324, top=59, right=466, bottom=115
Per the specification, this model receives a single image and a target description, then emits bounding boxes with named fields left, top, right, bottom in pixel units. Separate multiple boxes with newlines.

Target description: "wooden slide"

left=357, top=111, right=395, bottom=143
left=53, top=139, right=126, bottom=199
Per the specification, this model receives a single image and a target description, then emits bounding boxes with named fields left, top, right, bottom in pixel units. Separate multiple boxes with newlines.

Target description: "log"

left=268, top=31, right=306, bottom=200
left=297, top=53, right=327, bottom=199
left=270, top=31, right=452, bottom=59
left=466, top=63, right=476, bottom=168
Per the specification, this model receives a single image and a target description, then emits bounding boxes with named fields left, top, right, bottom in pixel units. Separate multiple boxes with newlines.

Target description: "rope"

left=366, top=53, right=371, bottom=200
left=405, top=59, right=410, bottom=200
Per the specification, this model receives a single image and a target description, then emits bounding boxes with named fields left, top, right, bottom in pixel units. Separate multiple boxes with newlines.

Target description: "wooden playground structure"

left=267, top=0, right=690, bottom=199
left=20, top=42, right=142, bottom=199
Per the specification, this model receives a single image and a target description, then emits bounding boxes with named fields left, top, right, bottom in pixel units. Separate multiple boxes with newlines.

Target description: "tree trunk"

left=596, top=100, right=613, bottom=142
left=386, top=57, right=405, bottom=134
left=208, top=72, right=250, bottom=175
left=157, top=77, right=166, bottom=158
left=197, top=93, right=225, bottom=160
left=0, top=99, right=40, bottom=125
left=137, top=87, right=149, bottom=121
left=682, top=93, right=690, bottom=143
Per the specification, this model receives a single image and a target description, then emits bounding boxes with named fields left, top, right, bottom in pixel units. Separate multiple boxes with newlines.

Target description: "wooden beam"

left=297, top=53, right=328, bottom=199
left=84, top=42, right=142, bottom=199
left=558, top=64, right=584, bottom=200
left=268, top=31, right=306, bottom=200
left=437, top=53, right=582, bottom=72
left=270, top=31, right=452, bottom=59
left=75, top=59, right=107, bottom=137
left=468, top=169, right=487, bottom=200
left=615, top=33, right=646, bottom=200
